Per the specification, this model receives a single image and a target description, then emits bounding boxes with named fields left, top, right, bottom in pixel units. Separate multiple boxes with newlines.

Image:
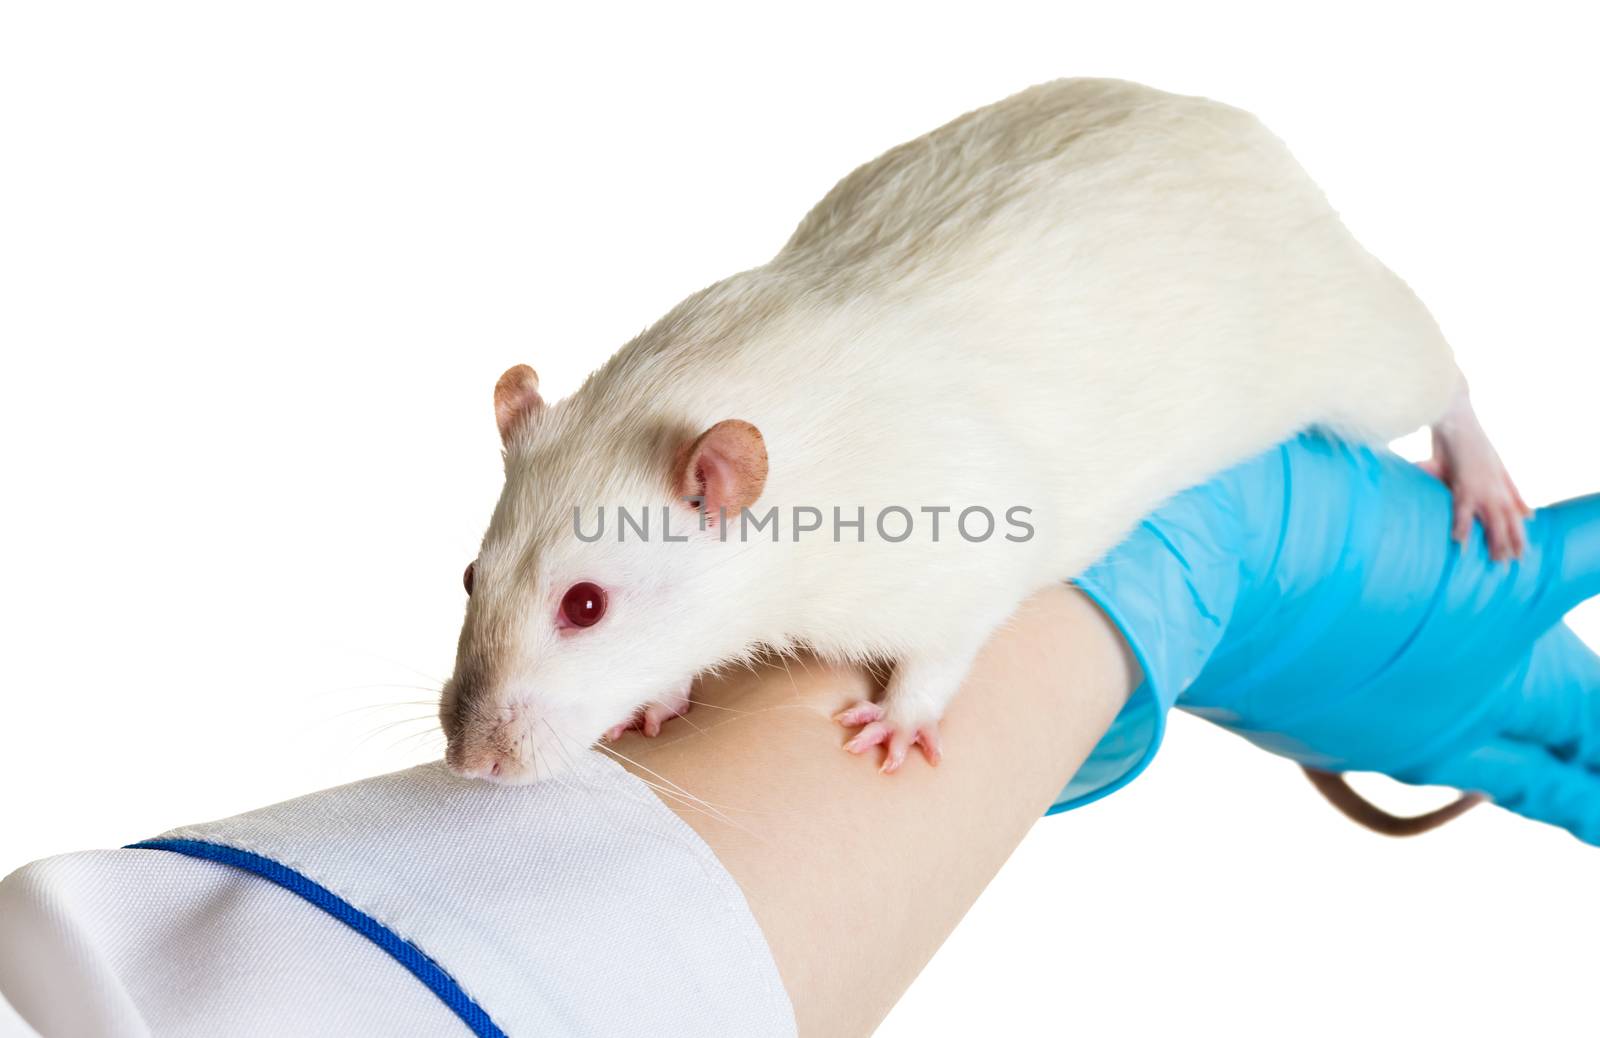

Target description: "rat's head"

left=441, top=364, right=770, bottom=783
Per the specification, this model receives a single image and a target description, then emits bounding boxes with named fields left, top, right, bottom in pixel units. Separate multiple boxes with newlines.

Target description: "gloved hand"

left=1057, top=431, right=1600, bottom=845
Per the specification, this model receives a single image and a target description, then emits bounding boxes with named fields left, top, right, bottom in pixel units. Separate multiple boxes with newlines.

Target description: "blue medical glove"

left=1056, top=431, right=1600, bottom=845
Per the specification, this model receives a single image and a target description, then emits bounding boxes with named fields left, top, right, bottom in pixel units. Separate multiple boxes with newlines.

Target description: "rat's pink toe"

left=880, top=726, right=921, bottom=774
left=627, top=689, right=693, bottom=740
left=915, top=727, right=943, bottom=766
left=834, top=701, right=884, bottom=727
left=845, top=720, right=892, bottom=754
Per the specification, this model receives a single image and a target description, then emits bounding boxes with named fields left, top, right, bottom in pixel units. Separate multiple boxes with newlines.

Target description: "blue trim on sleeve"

left=128, top=838, right=507, bottom=1038
left=1045, top=577, right=1170, bottom=815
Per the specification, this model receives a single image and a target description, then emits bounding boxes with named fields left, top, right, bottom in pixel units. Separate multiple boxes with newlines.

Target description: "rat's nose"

left=442, top=696, right=535, bottom=782
left=445, top=738, right=528, bottom=783
left=446, top=753, right=504, bottom=781
left=445, top=714, right=545, bottom=785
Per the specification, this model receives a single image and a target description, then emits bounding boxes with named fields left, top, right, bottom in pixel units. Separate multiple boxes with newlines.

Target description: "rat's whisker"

left=682, top=697, right=760, bottom=715
left=326, top=700, right=442, bottom=722
left=385, top=727, right=446, bottom=755
left=591, top=742, right=749, bottom=831
left=359, top=714, right=444, bottom=745
left=312, top=682, right=443, bottom=699
left=531, top=719, right=594, bottom=804
left=665, top=710, right=710, bottom=738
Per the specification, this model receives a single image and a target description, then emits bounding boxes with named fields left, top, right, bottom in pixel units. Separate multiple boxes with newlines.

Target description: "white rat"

left=441, top=78, right=1525, bottom=781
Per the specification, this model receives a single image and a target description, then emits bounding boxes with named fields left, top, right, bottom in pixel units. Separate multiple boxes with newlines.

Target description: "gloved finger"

left=1408, top=737, right=1600, bottom=846
left=1500, top=624, right=1600, bottom=769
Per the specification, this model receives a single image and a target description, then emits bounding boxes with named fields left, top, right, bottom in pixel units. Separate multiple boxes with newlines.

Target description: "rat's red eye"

left=463, top=562, right=476, bottom=595
left=559, top=581, right=607, bottom=628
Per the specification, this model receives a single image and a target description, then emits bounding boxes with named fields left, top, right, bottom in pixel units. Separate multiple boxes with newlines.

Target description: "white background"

left=2, top=2, right=1597, bottom=1034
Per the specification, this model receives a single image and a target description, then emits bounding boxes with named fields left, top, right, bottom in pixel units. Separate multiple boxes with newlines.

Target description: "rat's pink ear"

left=493, top=365, right=544, bottom=443
left=677, top=420, right=767, bottom=515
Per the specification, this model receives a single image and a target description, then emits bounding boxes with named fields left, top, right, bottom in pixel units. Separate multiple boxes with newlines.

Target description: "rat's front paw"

left=833, top=700, right=944, bottom=774
left=603, top=683, right=693, bottom=742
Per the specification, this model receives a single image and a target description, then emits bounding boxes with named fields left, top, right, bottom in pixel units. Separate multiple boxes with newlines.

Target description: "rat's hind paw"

left=1426, top=391, right=1532, bottom=563
left=1422, top=450, right=1531, bottom=562
left=833, top=700, right=944, bottom=774
left=603, top=683, right=693, bottom=741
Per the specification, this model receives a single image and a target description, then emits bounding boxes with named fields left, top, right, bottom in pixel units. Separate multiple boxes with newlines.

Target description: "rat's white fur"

left=444, top=78, right=1460, bottom=780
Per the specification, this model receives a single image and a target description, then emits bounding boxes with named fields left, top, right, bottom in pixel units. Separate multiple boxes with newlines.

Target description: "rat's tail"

left=1301, top=767, right=1485, bottom=837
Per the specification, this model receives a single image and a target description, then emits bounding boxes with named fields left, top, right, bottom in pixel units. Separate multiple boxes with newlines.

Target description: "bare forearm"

left=611, top=585, right=1137, bottom=1036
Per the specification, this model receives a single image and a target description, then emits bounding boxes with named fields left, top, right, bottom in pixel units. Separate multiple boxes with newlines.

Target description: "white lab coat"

left=0, top=756, right=795, bottom=1037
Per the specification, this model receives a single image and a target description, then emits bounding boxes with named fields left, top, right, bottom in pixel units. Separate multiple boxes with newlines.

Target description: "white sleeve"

left=0, top=755, right=795, bottom=1038
left=0, top=985, right=41, bottom=1038
left=0, top=850, right=461, bottom=1037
